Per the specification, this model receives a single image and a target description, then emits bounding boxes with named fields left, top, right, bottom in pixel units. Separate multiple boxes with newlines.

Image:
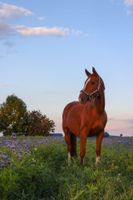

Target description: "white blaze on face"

left=83, top=78, right=91, bottom=90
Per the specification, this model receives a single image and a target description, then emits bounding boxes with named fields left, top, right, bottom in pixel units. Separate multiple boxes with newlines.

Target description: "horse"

left=62, top=67, right=107, bottom=165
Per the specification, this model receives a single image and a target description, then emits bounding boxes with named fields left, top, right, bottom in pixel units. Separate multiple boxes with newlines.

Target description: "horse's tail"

left=70, top=133, right=77, bottom=157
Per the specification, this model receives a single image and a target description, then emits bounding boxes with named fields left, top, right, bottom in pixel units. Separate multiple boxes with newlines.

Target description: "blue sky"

left=0, top=0, right=133, bottom=136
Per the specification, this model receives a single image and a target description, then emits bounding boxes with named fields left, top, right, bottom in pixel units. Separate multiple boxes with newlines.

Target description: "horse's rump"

left=62, top=101, right=81, bottom=136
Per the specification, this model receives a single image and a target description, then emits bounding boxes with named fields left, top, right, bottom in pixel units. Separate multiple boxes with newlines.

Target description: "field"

left=0, top=136, right=133, bottom=200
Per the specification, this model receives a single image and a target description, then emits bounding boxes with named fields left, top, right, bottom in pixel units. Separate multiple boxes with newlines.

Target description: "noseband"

left=80, top=76, right=101, bottom=102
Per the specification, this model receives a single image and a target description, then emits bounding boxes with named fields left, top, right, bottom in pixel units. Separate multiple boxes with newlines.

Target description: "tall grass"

left=0, top=140, right=133, bottom=200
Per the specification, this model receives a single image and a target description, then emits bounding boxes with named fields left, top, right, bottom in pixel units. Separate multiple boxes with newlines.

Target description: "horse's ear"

left=85, top=69, right=91, bottom=77
left=92, top=67, right=98, bottom=76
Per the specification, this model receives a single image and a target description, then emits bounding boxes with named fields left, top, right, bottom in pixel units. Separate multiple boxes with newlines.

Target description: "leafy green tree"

left=26, top=110, right=55, bottom=136
left=0, top=95, right=28, bottom=136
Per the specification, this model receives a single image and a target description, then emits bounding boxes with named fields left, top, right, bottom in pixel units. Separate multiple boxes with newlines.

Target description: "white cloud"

left=16, top=26, right=69, bottom=37
left=124, top=0, right=133, bottom=6
left=0, top=2, right=32, bottom=18
left=123, top=0, right=133, bottom=14
left=113, top=0, right=133, bottom=14
left=0, top=3, right=84, bottom=41
left=15, top=25, right=82, bottom=37
left=0, top=23, right=83, bottom=39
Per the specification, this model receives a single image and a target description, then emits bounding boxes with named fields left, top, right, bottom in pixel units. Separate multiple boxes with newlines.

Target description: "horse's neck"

left=95, top=90, right=105, bottom=114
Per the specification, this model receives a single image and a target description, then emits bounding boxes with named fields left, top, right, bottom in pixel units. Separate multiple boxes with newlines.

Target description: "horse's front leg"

left=80, top=130, right=87, bottom=165
left=96, top=131, right=104, bottom=164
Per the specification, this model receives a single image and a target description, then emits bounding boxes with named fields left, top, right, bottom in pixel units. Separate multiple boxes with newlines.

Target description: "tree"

left=0, top=95, right=28, bottom=136
left=25, top=110, right=55, bottom=136
left=104, top=132, right=110, bottom=137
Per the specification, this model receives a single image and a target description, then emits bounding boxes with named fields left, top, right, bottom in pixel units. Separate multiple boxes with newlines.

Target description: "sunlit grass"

left=0, top=138, right=133, bottom=200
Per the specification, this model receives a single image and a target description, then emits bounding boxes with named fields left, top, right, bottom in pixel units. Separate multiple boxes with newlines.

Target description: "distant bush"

left=0, top=95, right=55, bottom=136
left=0, top=140, right=133, bottom=200
left=104, top=132, right=110, bottom=137
left=25, top=110, right=55, bottom=136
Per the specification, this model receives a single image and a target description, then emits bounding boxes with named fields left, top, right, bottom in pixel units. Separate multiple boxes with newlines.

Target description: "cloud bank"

left=0, top=2, right=84, bottom=57
left=0, top=2, right=32, bottom=18
left=16, top=26, right=70, bottom=37
left=0, top=23, right=82, bottom=38
left=0, top=2, right=83, bottom=40
left=15, top=26, right=82, bottom=37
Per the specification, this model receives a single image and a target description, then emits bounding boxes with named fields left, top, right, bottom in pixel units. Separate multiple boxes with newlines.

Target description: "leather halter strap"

left=80, top=76, right=101, bottom=101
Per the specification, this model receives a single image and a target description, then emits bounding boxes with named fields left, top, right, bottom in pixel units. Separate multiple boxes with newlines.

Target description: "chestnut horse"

left=62, top=67, right=107, bottom=164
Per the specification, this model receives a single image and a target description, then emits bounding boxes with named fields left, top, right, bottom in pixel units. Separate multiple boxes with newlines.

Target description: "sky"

left=0, top=0, right=133, bottom=136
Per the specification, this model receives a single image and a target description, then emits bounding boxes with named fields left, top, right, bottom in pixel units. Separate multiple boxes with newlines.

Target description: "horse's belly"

left=67, top=116, right=81, bottom=136
left=89, top=126, right=103, bottom=136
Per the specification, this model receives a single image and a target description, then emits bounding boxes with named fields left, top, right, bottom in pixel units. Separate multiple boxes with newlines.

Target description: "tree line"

left=0, top=95, right=55, bottom=136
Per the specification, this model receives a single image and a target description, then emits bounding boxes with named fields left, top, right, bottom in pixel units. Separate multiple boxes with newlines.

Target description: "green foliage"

left=0, top=140, right=133, bottom=200
left=0, top=95, right=28, bottom=136
left=0, top=95, right=55, bottom=136
left=26, top=110, right=55, bottom=136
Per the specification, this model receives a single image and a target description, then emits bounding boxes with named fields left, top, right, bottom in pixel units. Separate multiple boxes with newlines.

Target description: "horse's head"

left=79, top=67, right=105, bottom=104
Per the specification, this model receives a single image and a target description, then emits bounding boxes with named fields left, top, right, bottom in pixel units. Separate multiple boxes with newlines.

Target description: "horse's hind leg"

left=64, top=129, right=72, bottom=162
left=70, top=133, right=77, bottom=157
left=96, top=131, right=104, bottom=164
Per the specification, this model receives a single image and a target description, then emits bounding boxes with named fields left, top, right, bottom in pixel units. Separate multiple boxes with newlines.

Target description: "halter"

left=80, top=76, right=101, bottom=101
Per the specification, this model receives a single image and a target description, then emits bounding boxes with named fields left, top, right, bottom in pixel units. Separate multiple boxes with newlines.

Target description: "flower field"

left=0, top=136, right=133, bottom=200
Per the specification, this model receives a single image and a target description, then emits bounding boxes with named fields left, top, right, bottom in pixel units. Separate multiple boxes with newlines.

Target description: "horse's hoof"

left=95, top=156, right=101, bottom=165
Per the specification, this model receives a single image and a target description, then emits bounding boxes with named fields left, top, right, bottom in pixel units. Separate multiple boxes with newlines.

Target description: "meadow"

left=0, top=136, right=133, bottom=200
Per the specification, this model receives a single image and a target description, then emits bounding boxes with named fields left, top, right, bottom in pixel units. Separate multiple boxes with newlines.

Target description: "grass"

left=0, top=138, right=133, bottom=200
